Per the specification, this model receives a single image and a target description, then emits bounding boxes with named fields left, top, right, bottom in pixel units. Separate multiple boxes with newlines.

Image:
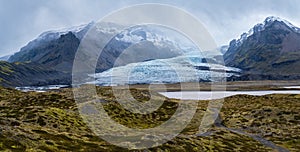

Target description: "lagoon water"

left=159, top=90, right=300, bottom=100
left=282, top=86, right=300, bottom=89
left=15, top=85, right=69, bottom=92
left=15, top=84, right=300, bottom=100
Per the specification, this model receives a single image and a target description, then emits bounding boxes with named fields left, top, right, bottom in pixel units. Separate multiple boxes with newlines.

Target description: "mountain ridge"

left=2, top=22, right=204, bottom=87
left=224, top=16, right=300, bottom=80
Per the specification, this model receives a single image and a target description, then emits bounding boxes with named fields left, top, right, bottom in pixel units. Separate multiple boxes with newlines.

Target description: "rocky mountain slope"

left=225, top=16, right=300, bottom=80
left=8, top=22, right=94, bottom=63
left=0, top=55, right=10, bottom=61
left=8, top=31, right=81, bottom=73
left=0, top=61, right=70, bottom=87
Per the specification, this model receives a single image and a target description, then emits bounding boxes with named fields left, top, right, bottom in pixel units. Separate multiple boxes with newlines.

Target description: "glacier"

left=89, top=53, right=241, bottom=86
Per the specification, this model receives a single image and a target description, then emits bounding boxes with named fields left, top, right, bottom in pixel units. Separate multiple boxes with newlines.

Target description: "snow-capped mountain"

left=9, top=22, right=95, bottom=62
left=6, top=21, right=235, bottom=86
left=8, top=22, right=95, bottom=64
left=224, top=16, right=300, bottom=80
left=231, top=16, right=300, bottom=49
left=8, top=22, right=207, bottom=71
left=7, top=22, right=125, bottom=72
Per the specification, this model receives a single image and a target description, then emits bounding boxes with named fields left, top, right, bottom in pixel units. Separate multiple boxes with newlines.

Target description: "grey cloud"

left=0, top=0, right=299, bottom=56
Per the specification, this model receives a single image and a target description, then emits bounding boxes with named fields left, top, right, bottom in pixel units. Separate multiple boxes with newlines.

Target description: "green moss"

left=0, top=63, right=14, bottom=74
left=0, top=86, right=298, bottom=151
left=221, top=94, right=300, bottom=151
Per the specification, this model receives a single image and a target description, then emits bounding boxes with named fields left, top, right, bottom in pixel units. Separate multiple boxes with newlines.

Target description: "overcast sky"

left=0, top=0, right=299, bottom=56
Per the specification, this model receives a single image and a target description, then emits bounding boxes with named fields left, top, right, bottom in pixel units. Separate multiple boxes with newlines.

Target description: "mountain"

left=224, top=16, right=300, bottom=80
left=8, top=23, right=194, bottom=73
left=9, top=32, right=80, bottom=73
left=8, top=22, right=95, bottom=73
left=94, top=25, right=191, bottom=72
left=9, top=22, right=95, bottom=64
left=6, top=22, right=231, bottom=86
left=0, top=61, right=70, bottom=87
left=0, top=55, right=11, bottom=61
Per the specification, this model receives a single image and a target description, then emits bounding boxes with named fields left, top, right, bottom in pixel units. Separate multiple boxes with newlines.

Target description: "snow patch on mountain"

left=37, top=21, right=95, bottom=41
left=94, top=22, right=125, bottom=35
left=114, top=25, right=199, bottom=55
left=264, top=16, right=300, bottom=33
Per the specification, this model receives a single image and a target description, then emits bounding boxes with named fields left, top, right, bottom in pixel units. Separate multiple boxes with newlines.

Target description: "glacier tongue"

left=89, top=54, right=241, bottom=86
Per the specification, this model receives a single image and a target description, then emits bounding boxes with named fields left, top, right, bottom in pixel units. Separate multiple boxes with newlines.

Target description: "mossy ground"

left=221, top=94, right=300, bottom=151
left=0, top=86, right=298, bottom=151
